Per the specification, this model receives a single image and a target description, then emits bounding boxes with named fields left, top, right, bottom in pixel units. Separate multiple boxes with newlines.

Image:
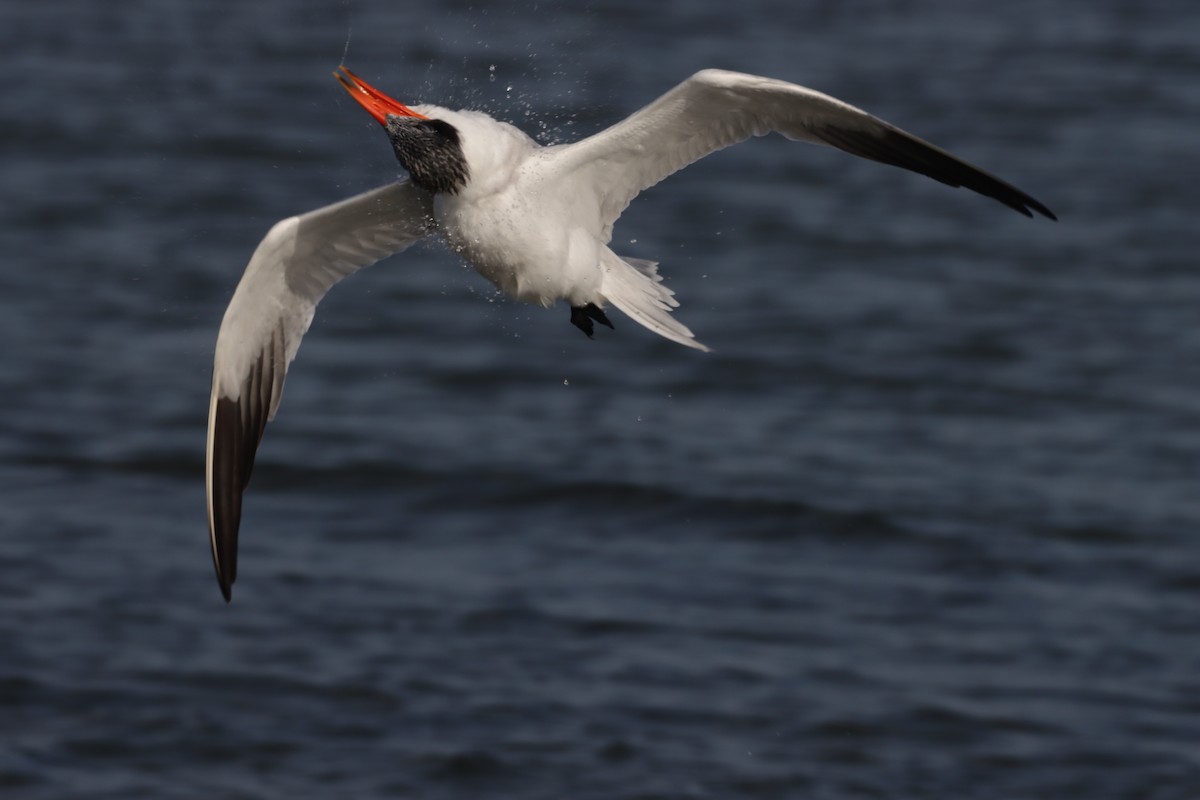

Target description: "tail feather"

left=600, top=253, right=709, bottom=351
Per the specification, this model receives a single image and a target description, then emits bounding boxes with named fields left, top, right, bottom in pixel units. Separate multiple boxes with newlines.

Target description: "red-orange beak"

left=333, top=66, right=428, bottom=125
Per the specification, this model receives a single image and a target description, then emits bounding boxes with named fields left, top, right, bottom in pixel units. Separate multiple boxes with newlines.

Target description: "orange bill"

left=333, top=66, right=428, bottom=124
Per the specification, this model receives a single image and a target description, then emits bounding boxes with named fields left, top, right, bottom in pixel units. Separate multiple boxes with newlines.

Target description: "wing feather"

left=545, top=69, right=1053, bottom=240
left=205, top=180, right=434, bottom=601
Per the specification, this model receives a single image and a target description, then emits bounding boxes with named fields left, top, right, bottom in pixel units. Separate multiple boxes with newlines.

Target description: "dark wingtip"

left=1014, top=192, right=1057, bottom=221
left=210, top=394, right=247, bottom=604
left=210, top=387, right=269, bottom=606
left=211, top=533, right=236, bottom=602
left=1003, top=197, right=1056, bottom=221
left=208, top=316, right=283, bottom=606
left=813, top=124, right=1059, bottom=222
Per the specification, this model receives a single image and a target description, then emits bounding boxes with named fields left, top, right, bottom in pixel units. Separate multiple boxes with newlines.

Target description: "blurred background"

left=2, top=1, right=1197, bottom=798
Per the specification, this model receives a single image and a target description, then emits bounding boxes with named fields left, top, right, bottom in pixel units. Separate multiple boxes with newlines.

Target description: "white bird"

left=206, top=66, right=1054, bottom=601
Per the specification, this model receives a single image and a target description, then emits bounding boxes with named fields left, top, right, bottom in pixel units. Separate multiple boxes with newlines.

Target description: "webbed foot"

left=569, top=303, right=615, bottom=339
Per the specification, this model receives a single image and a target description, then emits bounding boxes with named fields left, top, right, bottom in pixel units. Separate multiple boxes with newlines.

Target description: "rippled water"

left=3, top=1, right=1199, bottom=798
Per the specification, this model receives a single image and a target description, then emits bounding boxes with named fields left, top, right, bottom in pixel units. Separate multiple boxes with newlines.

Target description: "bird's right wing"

left=206, top=179, right=433, bottom=601
left=543, top=69, right=1053, bottom=242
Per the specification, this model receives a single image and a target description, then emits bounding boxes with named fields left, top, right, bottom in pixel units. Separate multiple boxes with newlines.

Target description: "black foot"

left=569, top=303, right=615, bottom=339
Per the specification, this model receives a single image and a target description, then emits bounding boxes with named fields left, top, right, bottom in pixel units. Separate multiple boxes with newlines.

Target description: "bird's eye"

left=421, top=119, right=460, bottom=143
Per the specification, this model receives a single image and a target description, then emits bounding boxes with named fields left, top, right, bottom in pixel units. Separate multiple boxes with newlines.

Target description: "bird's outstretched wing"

left=206, top=180, right=434, bottom=601
left=546, top=69, right=1054, bottom=241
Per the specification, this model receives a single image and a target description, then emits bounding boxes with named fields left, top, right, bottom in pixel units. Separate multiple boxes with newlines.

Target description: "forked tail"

left=599, top=253, right=709, bottom=352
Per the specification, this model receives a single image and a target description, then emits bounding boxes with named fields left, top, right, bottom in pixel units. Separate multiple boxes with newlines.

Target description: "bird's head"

left=335, top=66, right=469, bottom=195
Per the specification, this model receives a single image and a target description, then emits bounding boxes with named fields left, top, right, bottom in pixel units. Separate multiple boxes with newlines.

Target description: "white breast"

left=427, top=110, right=603, bottom=306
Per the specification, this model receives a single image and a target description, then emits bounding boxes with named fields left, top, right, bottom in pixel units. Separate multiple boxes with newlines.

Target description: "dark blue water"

left=3, top=1, right=1199, bottom=797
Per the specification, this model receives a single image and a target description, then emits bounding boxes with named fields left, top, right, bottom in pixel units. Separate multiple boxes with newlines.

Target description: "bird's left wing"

left=542, top=69, right=1054, bottom=241
left=206, top=179, right=434, bottom=601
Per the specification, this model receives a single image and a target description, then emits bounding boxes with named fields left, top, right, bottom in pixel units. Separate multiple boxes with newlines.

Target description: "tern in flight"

left=206, top=66, right=1055, bottom=600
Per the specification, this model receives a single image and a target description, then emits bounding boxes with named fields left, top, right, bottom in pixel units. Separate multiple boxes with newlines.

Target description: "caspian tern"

left=206, top=66, right=1054, bottom=601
